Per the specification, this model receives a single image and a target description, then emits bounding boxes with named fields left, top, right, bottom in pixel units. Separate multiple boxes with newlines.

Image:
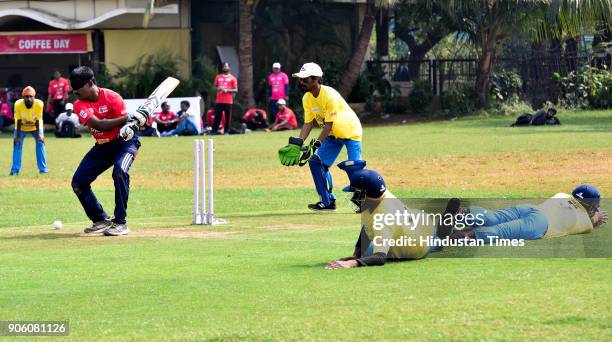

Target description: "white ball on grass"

left=52, top=220, right=63, bottom=229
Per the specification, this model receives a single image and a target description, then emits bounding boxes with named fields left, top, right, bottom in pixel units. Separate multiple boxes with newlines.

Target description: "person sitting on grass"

left=241, top=108, right=268, bottom=132
left=55, top=102, right=82, bottom=138
left=448, top=184, right=608, bottom=242
left=270, top=99, right=298, bottom=131
left=161, top=100, right=202, bottom=136
left=153, top=102, right=178, bottom=133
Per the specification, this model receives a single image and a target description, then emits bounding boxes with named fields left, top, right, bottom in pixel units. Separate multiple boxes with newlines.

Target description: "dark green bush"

left=409, top=80, right=432, bottom=113
left=554, top=66, right=612, bottom=109
left=441, top=84, right=477, bottom=116
left=491, top=70, right=523, bottom=102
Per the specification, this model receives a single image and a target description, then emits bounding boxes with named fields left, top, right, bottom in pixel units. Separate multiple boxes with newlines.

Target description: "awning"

left=0, top=31, right=93, bottom=54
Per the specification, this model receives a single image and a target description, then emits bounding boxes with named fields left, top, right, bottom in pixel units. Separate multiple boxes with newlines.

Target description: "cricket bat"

left=139, top=76, right=181, bottom=116
left=121, top=76, right=180, bottom=140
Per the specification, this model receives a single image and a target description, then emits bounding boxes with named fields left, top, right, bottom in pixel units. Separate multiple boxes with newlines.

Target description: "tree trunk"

left=238, top=1, right=255, bottom=108
left=338, top=10, right=376, bottom=98
left=475, top=43, right=494, bottom=108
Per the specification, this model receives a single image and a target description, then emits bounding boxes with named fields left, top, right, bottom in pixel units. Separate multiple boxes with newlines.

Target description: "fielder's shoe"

left=104, top=223, right=130, bottom=236
left=84, top=218, right=113, bottom=234
left=308, top=200, right=336, bottom=212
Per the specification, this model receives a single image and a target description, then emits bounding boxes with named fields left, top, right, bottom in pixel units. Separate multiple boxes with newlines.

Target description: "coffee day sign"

left=0, top=32, right=92, bottom=54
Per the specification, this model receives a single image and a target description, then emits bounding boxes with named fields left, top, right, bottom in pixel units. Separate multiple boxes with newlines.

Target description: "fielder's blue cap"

left=572, top=184, right=600, bottom=207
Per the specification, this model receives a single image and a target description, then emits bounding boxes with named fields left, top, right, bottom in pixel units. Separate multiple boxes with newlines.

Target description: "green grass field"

left=0, top=110, right=611, bottom=341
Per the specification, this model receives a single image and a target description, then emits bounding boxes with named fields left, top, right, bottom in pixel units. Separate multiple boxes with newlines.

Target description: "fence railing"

left=367, top=53, right=611, bottom=105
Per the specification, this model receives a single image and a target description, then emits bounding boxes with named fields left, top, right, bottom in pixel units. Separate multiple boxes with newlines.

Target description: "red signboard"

left=0, top=32, right=92, bottom=54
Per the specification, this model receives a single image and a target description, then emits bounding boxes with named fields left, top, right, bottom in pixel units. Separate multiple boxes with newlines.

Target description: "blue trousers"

left=71, top=138, right=140, bottom=224
left=469, top=205, right=548, bottom=241
left=161, top=119, right=199, bottom=136
left=11, top=130, right=47, bottom=174
left=308, top=137, right=362, bottom=205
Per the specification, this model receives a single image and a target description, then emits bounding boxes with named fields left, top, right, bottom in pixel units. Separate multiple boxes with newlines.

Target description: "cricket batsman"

left=326, top=160, right=440, bottom=269
left=449, top=184, right=608, bottom=242
left=70, top=66, right=150, bottom=236
left=278, top=62, right=362, bottom=211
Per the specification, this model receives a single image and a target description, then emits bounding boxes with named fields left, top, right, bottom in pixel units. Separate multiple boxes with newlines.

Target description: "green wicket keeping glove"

left=278, top=137, right=304, bottom=166
left=298, top=139, right=321, bottom=167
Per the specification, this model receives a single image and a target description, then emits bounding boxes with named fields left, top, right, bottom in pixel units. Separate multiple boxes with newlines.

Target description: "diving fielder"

left=450, top=184, right=608, bottom=242
left=278, top=62, right=363, bottom=211
left=70, top=66, right=150, bottom=236
left=326, top=160, right=439, bottom=269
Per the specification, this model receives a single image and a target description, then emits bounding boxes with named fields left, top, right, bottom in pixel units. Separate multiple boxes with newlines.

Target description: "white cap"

left=65, top=102, right=73, bottom=110
left=292, top=62, right=323, bottom=78
left=272, top=62, right=281, bottom=69
left=277, top=99, right=286, bottom=105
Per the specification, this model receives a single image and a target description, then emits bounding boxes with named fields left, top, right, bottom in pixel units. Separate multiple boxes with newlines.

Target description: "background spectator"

left=270, top=99, right=298, bottom=131
left=137, top=114, right=159, bottom=137
left=206, top=108, right=225, bottom=133
left=46, top=69, right=70, bottom=124
left=241, top=108, right=268, bottom=132
left=0, top=99, right=14, bottom=133
left=211, top=62, right=238, bottom=135
left=267, top=62, right=289, bottom=122
left=154, top=101, right=178, bottom=133
left=511, top=107, right=560, bottom=126
left=55, top=102, right=81, bottom=138
left=161, top=100, right=202, bottom=136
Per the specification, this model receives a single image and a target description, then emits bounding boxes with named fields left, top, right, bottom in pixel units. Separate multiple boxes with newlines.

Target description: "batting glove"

left=120, top=122, right=139, bottom=141
left=298, top=139, right=321, bottom=167
left=127, top=106, right=150, bottom=126
left=278, top=137, right=303, bottom=166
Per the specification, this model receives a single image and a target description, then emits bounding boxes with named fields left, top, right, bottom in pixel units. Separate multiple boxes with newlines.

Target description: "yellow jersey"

left=14, top=99, right=44, bottom=132
left=302, top=85, right=362, bottom=141
left=361, top=191, right=434, bottom=259
left=537, top=193, right=593, bottom=238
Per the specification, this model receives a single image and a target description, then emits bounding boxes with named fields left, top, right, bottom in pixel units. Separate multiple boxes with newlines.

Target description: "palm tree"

left=338, top=0, right=397, bottom=98
left=429, top=0, right=611, bottom=108
left=238, top=0, right=259, bottom=109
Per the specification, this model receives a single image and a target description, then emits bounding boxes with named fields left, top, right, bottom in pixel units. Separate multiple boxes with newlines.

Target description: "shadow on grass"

left=0, top=232, right=82, bottom=240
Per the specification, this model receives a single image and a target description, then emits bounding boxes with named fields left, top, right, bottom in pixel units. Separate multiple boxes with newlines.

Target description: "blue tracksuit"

left=71, top=138, right=140, bottom=224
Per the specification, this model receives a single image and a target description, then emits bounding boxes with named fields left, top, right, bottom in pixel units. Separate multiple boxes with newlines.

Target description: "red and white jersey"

left=74, top=87, right=126, bottom=144
left=48, top=77, right=70, bottom=100
left=214, top=74, right=238, bottom=104
left=275, top=107, right=298, bottom=129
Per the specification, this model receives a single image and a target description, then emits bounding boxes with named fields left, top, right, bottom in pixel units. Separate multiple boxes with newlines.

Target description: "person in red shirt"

left=241, top=108, right=268, bottom=131
left=211, top=62, right=238, bottom=135
left=70, top=66, right=150, bottom=236
left=271, top=99, right=298, bottom=131
left=46, top=69, right=70, bottom=121
left=153, top=101, right=178, bottom=133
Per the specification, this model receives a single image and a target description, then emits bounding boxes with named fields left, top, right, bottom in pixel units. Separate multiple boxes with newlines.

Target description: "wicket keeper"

left=449, top=184, right=608, bottom=242
left=70, top=66, right=150, bottom=236
left=278, top=62, right=363, bottom=211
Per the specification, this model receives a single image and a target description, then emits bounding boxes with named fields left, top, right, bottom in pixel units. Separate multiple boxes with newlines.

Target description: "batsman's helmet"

left=572, top=184, right=600, bottom=214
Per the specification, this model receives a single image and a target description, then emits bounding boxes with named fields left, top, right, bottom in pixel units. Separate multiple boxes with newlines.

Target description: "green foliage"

left=112, top=52, right=182, bottom=99
left=491, top=70, right=523, bottom=102
left=442, top=84, right=478, bottom=116
left=554, top=66, right=612, bottom=109
left=409, top=80, right=433, bottom=113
